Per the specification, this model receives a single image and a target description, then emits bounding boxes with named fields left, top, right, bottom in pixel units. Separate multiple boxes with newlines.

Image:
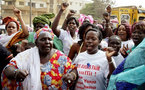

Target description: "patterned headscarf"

left=3, top=16, right=20, bottom=30
left=78, top=14, right=94, bottom=25
left=33, top=13, right=55, bottom=31
left=34, top=25, right=54, bottom=41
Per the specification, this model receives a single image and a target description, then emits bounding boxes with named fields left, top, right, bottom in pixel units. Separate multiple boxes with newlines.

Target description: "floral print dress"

left=1, top=50, right=75, bottom=90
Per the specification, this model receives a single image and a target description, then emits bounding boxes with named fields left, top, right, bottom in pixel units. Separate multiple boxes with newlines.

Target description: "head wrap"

left=34, top=25, right=54, bottom=41
left=3, top=16, right=20, bottom=30
left=78, top=14, right=94, bottom=25
left=33, top=13, right=55, bottom=30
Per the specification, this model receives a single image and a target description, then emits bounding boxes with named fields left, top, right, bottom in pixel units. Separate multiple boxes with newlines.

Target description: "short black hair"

left=78, top=23, right=96, bottom=45
left=85, top=28, right=103, bottom=41
left=108, top=35, right=121, bottom=43
left=66, top=17, right=79, bottom=27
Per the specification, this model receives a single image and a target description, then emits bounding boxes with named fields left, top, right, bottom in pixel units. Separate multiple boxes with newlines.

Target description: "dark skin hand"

left=120, top=44, right=130, bottom=58
left=103, top=13, right=110, bottom=23
left=62, top=69, right=77, bottom=85
left=4, top=66, right=29, bottom=82
left=106, top=5, right=111, bottom=13
left=103, top=14, right=114, bottom=37
left=105, top=47, right=116, bottom=79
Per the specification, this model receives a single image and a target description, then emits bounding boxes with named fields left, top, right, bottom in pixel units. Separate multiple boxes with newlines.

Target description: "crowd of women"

left=0, top=2, right=145, bottom=90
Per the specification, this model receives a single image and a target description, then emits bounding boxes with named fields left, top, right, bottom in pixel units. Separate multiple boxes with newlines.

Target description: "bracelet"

left=14, top=69, right=18, bottom=79
left=108, top=61, right=113, bottom=64
left=70, top=72, right=77, bottom=80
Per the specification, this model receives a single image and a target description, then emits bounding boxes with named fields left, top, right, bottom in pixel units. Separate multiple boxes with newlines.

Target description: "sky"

left=112, top=0, right=145, bottom=8
left=86, top=0, right=145, bottom=8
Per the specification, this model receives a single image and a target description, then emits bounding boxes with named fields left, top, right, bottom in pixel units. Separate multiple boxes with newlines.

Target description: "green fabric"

left=53, top=36, right=63, bottom=52
left=27, top=32, right=35, bottom=43
left=113, top=65, right=145, bottom=85
left=33, top=13, right=55, bottom=31
left=108, top=65, right=145, bottom=90
left=124, top=38, right=145, bottom=69
left=126, top=46, right=136, bottom=54
left=33, top=13, right=55, bottom=25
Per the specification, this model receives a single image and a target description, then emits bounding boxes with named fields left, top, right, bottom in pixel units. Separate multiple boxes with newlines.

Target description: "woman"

left=1, top=26, right=77, bottom=89
left=0, top=7, right=28, bottom=50
left=27, top=13, right=63, bottom=52
left=52, top=2, right=79, bottom=56
left=68, top=23, right=96, bottom=61
left=73, top=28, right=115, bottom=90
left=115, top=23, right=134, bottom=49
left=120, top=21, right=145, bottom=57
left=107, top=21, right=145, bottom=90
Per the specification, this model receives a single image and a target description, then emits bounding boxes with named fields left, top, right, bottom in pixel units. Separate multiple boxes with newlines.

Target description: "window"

left=50, top=0, right=53, bottom=4
left=138, top=9, right=145, bottom=14
left=110, top=15, right=117, bottom=19
left=28, top=2, right=35, bottom=8
left=40, top=4, right=43, bottom=7
left=32, top=3, right=35, bottom=7
left=8, top=1, right=13, bottom=5
left=80, top=3, right=82, bottom=6
left=28, top=2, right=30, bottom=6
left=50, top=4, right=53, bottom=12
left=19, top=2, right=24, bottom=5
left=50, top=8, right=53, bottom=12
left=50, top=4, right=53, bottom=8
left=139, top=16, right=145, bottom=21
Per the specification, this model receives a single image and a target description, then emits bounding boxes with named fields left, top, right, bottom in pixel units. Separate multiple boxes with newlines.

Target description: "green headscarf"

left=33, top=13, right=55, bottom=31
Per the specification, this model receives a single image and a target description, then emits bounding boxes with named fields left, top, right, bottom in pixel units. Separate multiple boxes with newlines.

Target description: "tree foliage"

left=80, top=0, right=114, bottom=20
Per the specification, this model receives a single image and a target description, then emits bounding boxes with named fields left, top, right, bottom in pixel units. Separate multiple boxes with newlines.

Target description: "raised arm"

left=51, top=2, right=69, bottom=37
left=103, top=12, right=114, bottom=38
left=68, top=43, right=78, bottom=60
left=13, top=7, right=29, bottom=38
left=62, top=10, right=76, bottom=30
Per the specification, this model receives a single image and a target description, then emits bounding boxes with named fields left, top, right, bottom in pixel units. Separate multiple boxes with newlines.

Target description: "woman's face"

left=132, top=28, right=145, bottom=46
left=6, top=22, right=17, bottom=36
left=108, top=37, right=121, bottom=56
left=85, top=31, right=100, bottom=54
left=67, top=19, right=77, bottom=32
left=117, top=25, right=127, bottom=41
left=36, top=33, right=53, bottom=54
left=35, top=23, right=45, bottom=32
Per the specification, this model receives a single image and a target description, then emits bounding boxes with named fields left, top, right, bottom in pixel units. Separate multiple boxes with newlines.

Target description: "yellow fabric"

left=6, top=31, right=26, bottom=50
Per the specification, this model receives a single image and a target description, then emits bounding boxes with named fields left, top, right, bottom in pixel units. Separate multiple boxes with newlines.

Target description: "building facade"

left=1, top=0, right=92, bottom=27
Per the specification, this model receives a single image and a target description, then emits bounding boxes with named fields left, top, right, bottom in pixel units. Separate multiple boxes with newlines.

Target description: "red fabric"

left=3, top=16, right=20, bottom=30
